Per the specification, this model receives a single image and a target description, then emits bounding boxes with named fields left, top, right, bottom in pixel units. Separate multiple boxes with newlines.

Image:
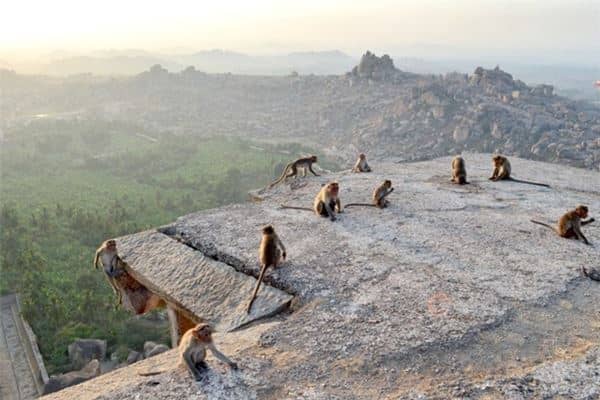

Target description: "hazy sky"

left=1, top=0, right=598, bottom=62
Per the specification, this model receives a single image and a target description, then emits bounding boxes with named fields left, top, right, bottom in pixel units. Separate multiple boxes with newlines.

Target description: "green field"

left=0, top=118, right=334, bottom=373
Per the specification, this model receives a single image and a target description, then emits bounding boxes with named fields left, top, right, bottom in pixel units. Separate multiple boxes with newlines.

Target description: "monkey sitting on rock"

left=351, top=153, right=372, bottom=173
left=489, top=155, right=550, bottom=187
left=281, top=181, right=343, bottom=221
left=139, top=323, right=238, bottom=380
left=531, top=205, right=594, bottom=245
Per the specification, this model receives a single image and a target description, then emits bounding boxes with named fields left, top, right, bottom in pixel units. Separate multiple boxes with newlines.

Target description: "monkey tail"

left=344, top=203, right=377, bottom=208
left=247, top=264, right=270, bottom=313
left=530, top=219, right=556, bottom=232
left=509, top=178, right=551, bottom=188
left=279, top=205, right=313, bottom=211
left=268, top=163, right=293, bottom=188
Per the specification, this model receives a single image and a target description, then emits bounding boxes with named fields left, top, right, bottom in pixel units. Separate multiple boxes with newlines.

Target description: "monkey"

left=531, top=205, right=594, bottom=245
left=138, top=323, right=238, bottom=379
left=94, top=239, right=124, bottom=306
left=581, top=266, right=600, bottom=281
left=313, top=181, right=342, bottom=221
left=351, top=153, right=372, bottom=173
left=451, top=156, right=468, bottom=184
left=246, top=225, right=287, bottom=313
left=345, top=180, right=394, bottom=208
left=280, top=182, right=342, bottom=221
left=489, top=155, right=550, bottom=187
left=268, top=156, right=319, bottom=188
left=94, top=239, right=163, bottom=313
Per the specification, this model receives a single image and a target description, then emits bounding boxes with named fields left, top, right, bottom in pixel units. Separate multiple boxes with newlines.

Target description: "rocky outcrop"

left=350, top=51, right=397, bottom=81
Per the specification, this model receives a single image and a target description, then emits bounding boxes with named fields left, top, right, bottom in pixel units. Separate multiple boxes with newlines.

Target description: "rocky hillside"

left=3, top=52, right=600, bottom=169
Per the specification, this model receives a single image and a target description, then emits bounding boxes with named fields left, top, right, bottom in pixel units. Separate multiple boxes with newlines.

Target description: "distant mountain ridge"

left=36, top=49, right=357, bottom=76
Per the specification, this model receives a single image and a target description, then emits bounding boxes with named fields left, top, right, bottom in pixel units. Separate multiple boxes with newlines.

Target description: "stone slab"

left=116, top=231, right=293, bottom=332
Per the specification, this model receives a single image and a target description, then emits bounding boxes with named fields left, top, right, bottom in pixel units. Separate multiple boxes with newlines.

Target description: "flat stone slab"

left=116, top=231, right=293, bottom=332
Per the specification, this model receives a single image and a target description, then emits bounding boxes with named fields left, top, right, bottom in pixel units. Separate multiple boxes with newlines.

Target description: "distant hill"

left=31, top=49, right=356, bottom=76
left=175, top=49, right=356, bottom=75
left=41, top=56, right=183, bottom=76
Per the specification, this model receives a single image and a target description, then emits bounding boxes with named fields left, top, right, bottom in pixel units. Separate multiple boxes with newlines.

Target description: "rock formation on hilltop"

left=350, top=50, right=398, bottom=80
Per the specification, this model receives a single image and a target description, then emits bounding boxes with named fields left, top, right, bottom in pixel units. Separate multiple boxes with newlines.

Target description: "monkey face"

left=262, top=225, right=275, bottom=235
left=193, top=324, right=213, bottom=340
left=576, top=206, right=589, bottom=218
left=359, top=153, right=366, bottom=160
left=311, top=155, right=318, bottom=162
left=492, top=156, right=503, bottom=167
left=384, top=180, right=392, bottom=188
left=328, top=182, right=339, bottom=196
left=106, top=240, right=117, bottom=250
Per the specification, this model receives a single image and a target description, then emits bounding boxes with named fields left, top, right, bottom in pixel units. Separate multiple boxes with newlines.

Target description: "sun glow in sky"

left=1, top=0, right=598, bottom=61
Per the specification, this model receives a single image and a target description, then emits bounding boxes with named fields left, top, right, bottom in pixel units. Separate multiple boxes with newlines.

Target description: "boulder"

left=126, top=350, right=143, bottom=364
left=67, top=339, right=106, bottom=370
left=146, top=344, right=170, bottom=358
left=43, top=359, right=101, bottom=394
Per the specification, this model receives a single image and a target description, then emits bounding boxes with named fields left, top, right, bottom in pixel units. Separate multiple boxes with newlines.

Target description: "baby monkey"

left=247, top=225, right=287, bottom=313
left=346, top=180, right=394, bottom=208
left=450, top=156, right=468, bottom=184
left=489, top=155, right=550, bottom=187
left=531, top=205, right=594, bottom=245
left=351, top=153, right=372, bottom=173
left=139, top=323, right=238, bottom=380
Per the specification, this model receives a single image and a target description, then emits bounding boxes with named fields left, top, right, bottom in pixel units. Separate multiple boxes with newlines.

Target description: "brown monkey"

left=94, top=239, right=124, bottom=306
left=531, top=205, right=594, bottom=245
left=346, top=180, right=394, bottom=208
left=280, top=182, right=342, bottom=220
left=268, top=156, right=319, bottom=188
left=139, top=323, right=238, bottom=379
left=451, top=156, right=468, bottom=184
left=489, top=155, right=550, bottom=187
left=351, top=153, right=372, bottom=173
left=313, top=182, right=342, bottom=221
left=246, top=225, right=286, bottom=313
left=94, top=239, right=163, bottom=313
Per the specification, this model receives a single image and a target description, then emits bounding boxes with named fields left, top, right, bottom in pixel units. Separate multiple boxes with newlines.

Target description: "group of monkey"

left=92, top=153, right=595, bottom=381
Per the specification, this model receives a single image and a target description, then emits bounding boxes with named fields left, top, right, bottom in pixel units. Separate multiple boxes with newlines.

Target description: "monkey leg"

left=561, top=228, right=583, bottom=241
left=316, top=201, right=328, bottom=217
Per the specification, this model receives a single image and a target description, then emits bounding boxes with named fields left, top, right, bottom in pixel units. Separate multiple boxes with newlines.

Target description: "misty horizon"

left=2, top=0, right=599, bottom=69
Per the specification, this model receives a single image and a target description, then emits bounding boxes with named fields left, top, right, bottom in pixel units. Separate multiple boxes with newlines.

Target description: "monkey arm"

left=324, top=202, right=336, bottom=220
left=93, top=250, right=101, bottom=269
left=581, top=218, right=595, bottom=226
left=207, top=343, right=238, bottom=369
left=308, top=165, right=320, bottom=176
left=573, top=222, right=590, bottom=245
left=335, top=198, right=343, bottom=213
left=379, top=188, right=394, bottom=200
left=276, top=237, right=287, bottom=260
left=489, top=167, right=499, bottom=180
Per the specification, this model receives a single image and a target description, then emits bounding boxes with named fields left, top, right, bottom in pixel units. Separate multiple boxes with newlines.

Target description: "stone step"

left=116, top=231, right=293, bottom=332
